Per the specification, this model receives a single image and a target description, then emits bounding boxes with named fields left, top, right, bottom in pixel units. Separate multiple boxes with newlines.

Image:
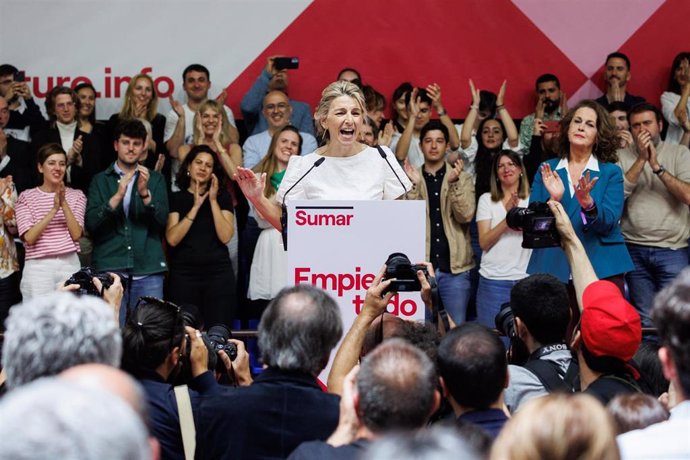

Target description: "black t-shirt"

left=168, top=189, right=234, bottom=268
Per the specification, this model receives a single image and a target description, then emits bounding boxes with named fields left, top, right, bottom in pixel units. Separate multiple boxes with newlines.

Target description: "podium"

left=287, top=199, right=426, bottom=380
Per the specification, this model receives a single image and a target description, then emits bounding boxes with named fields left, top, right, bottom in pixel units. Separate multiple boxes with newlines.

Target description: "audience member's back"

left=197, top=285, right=343, bottom=459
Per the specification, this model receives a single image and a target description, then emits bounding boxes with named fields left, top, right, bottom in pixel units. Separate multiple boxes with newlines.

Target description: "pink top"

left=16, top=187, right=86, bottom=260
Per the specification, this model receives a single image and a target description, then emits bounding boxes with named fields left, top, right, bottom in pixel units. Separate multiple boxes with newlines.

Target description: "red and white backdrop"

left=1, top=0, right=688, bottom=120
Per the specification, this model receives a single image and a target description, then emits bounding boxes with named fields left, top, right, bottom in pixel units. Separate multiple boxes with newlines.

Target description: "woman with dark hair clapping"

left=528, top=100, right=632, bottom=291
left=165, top=145, right=236, bottom=326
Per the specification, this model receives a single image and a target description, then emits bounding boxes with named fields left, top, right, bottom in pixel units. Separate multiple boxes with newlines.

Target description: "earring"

left=186, top=170, right=190, bottom=176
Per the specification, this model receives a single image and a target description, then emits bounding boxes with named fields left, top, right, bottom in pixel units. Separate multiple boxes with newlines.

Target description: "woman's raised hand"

left=541, top=163, right=564, bottom=202
left=469, top=79, right=480, bottom=107
left=496, top=80, right=508, bottom=107
left=574, top=170, right=599, bottom=209
left=234, top=167, right=267, bottom=202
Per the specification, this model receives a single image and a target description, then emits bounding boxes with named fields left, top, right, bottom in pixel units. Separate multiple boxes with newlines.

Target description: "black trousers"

left=167, top=264, right=237, bottom=329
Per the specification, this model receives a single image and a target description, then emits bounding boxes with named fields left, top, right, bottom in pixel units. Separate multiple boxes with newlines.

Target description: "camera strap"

left=529, top=343, right=568, bottom=360
left=524, top=344, right=577, bottom=393
left=429, top=276, right=451, bottom=332
left=173, top=385, right=196, bottom=460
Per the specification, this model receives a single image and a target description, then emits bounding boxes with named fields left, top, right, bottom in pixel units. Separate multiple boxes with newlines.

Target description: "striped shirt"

left=16, top=187, right=86, bottom=260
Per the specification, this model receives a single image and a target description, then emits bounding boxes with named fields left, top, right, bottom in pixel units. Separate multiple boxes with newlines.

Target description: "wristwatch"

left=653, top=166, right=666, bottom=177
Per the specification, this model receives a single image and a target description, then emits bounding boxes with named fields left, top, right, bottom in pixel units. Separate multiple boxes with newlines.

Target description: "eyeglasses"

left=264, top=103, right=289, bottom=111
left=132, top=296, right=184, bottom=352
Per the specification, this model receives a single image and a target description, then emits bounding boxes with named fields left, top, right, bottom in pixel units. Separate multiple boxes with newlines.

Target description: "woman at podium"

left=235, top=81, right=411, bottom=231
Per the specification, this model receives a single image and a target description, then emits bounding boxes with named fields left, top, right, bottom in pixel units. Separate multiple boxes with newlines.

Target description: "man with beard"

left=595, top=52, right=645, bottom=109
left=617, top=103, right=690, bottom=328
left=519, top=74, right=566, bottom=152
left=86, top=120, right=168, bottom=325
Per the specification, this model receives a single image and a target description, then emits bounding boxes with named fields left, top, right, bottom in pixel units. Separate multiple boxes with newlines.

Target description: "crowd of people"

left=0, top=50, right=689, bottom=459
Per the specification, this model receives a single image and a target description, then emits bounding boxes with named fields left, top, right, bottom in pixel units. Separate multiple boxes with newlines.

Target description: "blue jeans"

left=436, top=269, right=471, bottom=325
left=476, top=276, right=520, bottom=329
left=121, top=274, right=165, bottom=326
left=625, top=244, right=688, bottom=327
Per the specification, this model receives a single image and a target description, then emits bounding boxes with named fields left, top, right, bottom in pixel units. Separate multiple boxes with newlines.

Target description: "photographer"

left=121, top=297, right=249, bottom=460
left=548, top=200, right=645, bottom=405
left=502, top=273, right=576, bottom=412
left=328, top=261, right=443, bottom=396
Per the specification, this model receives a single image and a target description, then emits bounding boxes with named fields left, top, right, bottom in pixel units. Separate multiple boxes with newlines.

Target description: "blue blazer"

left=527, top=158, right=633, bottom=283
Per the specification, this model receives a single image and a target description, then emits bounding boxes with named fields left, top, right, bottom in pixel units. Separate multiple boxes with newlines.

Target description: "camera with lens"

left=506, top=201, right=560, bottom=249
left=495, top=302, right=530, bottom=365
left=495, top=302, right=516, bottom=339
left=382, top=252, right=429, bottom=294
left=64, top=267, right=118, bottom=297
left=206, top=324, right=238, bottom=363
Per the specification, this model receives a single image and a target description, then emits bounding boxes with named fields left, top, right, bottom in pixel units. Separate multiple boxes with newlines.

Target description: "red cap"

left=581, top=280, right=641, bottom=362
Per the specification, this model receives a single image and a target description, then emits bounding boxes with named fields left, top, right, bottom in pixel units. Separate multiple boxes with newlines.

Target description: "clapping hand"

left=447, top=158, right=465, bottom=183
left=403, top=159, right=421, bottom=185
left=169, top=96, right=184, bottom=117
left=496, top=80, right=508, bottom=107
left=574, top=171, right=599, bottom=209
left=541, top=163, right=564, bottom=202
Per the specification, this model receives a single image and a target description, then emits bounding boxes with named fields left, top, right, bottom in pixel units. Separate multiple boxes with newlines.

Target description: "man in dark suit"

left=197, top=285, right=343, bottom=460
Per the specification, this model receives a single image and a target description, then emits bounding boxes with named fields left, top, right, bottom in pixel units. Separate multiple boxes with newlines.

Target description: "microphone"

left=280, top=156, right=326, bottom=250
left=376, top=146, right=408, bottom=199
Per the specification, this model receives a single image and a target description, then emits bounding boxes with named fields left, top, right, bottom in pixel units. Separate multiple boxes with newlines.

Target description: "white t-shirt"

left=476, top=192, right=531, bottom=280
left=660, top=91, right=690, bottom=145
left=276, top=145, right=411, bottom=203
left=389, top=132, right=424, bottom=168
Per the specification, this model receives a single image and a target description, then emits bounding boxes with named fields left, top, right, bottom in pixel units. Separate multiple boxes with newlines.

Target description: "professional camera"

left=495, top=302, right=530, bottom=365
left=206, top=324, right=238, bottom=362
left=506, top=201, right=560, bottom=249
left=495, top=302, right=516, bottom=339
left=382, top=252, right=429, bottom=294
left=64, top=267, right=118, bottom=297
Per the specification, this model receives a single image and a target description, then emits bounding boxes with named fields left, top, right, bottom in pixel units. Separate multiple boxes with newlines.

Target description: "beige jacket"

left=408, top=163, right=476, bottom=274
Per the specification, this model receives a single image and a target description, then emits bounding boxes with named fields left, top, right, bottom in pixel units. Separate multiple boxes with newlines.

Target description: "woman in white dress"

left=247, top=126, right=302, bottom=301
left=235, top=80, right=411, bottom=230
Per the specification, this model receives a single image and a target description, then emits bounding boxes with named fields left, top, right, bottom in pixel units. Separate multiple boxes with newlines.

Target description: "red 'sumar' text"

left=295, top=210, right=353, bottom=226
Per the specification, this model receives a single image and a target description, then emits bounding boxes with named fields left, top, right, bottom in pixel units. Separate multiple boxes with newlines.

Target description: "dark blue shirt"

left=457, top=408, right=509, bottom=439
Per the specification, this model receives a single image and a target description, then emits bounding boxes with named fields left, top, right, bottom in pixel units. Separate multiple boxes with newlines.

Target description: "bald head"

left=356, top=338, right=439, bottom=432
left=263, top=90, right=292, bottom=130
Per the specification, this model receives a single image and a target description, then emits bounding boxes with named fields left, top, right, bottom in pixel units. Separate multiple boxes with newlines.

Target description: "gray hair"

left=2, top=293, right=122, bottom=389
left=258, top=285, right=342, bottom=375
left=313, top=81, right=366, bottom=141
left=364, top=426, right=480, bottom=460
left=0, top=378, right=150, bottom=460
left=357, top=338, right=438, bottom=432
